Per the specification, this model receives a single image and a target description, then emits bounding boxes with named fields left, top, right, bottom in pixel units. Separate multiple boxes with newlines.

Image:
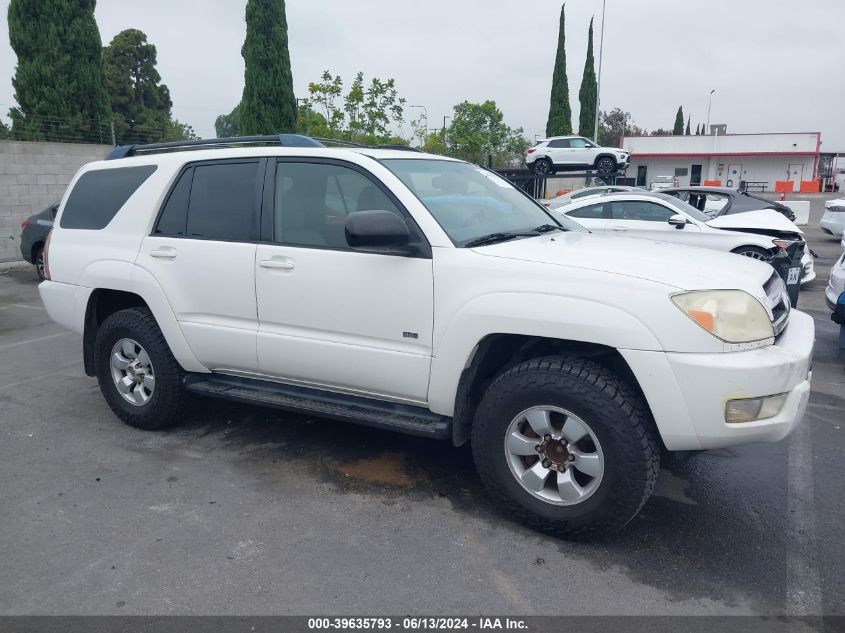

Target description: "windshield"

left=382, top=159, right=586, bottom=246
left=658, top=194, right=713, bottom=222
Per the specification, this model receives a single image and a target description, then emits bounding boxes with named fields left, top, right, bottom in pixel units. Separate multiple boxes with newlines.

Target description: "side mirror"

left=345, top=210, right=411, bottom=250
left=668, top=214, right=687, bottom=228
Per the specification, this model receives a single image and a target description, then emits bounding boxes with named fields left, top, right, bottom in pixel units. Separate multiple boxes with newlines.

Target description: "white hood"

left=473, top=231, right=774, bottom=294
left=706, top=209, right=803, bottom=235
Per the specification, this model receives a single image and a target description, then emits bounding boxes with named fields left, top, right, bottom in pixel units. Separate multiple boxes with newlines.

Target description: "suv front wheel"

left=531, top=158, right=554, bottom=176
left=94, top=307, right=186, bottom=430
left=471, top=355, right=659, bottom=537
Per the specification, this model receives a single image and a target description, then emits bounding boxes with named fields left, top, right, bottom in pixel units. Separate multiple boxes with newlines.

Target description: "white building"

left=620, top=132, right=821, bottom=192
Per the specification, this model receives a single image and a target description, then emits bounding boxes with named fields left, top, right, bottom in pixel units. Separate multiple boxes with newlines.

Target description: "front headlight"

left=671, top=290, right=774, bottom=343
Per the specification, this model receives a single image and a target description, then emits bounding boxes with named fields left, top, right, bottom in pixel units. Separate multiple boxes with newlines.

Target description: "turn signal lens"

left=725, top=394, right=788, bottom=423
left=672, top=290, right=774, bottom=343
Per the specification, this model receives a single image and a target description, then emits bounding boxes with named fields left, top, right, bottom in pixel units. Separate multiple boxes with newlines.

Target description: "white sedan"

left=821, top=198, right=845, bottom=238
left=826, top=233, right=845, bottom=313
left=553, top=191, right=816, bottom=284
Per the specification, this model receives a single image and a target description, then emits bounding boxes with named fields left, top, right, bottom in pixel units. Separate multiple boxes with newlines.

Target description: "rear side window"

left=154, top=168, right=193, bottom=236
left=547, top=139, right=571, bottom=148
left=60, top=165, right=157, bottom=230
left=569, top=203, right=606, bottom=219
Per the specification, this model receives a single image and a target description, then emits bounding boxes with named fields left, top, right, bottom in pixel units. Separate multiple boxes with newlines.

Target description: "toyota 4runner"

left=39, top=135, right=814, bottom=537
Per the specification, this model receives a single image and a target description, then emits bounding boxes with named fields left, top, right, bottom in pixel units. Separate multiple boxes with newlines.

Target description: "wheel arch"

left=450, top=334, right=652, bottom=447
left=79, top=262, right=207, bottom=377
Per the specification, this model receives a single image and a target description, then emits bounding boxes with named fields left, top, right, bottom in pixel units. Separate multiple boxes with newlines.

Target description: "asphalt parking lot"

left=1, top=195, right=843, bottom=617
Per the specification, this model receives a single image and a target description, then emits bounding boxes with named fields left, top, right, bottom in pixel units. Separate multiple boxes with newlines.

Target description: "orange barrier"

left=774, top=181, right=794, bottom=193
left=554, top=189, right=572, bottom=197
left=799, top=180, right=820, bottom=193
left=703, top=180, right=721, bottom=186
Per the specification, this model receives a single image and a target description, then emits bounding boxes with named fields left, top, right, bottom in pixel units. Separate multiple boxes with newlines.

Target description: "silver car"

left=821, top=198, right=845, bottom=237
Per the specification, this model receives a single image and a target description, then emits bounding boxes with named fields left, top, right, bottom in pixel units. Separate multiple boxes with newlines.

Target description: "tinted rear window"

left=60, top=166, right=157, bottom=230
left=185, top=162, right=258, bottom=241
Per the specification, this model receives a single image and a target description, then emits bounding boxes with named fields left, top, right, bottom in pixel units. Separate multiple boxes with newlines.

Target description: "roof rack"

left=105, top=134, right=423, bottom=160
left=105, top=134, right=324, bottom=160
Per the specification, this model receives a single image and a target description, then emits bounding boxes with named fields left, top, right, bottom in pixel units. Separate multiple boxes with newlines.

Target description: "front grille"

left=763, top=272, right=790, bottom=337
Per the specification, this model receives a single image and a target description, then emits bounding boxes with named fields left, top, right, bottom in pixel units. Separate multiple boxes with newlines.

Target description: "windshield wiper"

left=533, top=223, right=566, bottom=233
left=464, top=232, right=536, bottom=248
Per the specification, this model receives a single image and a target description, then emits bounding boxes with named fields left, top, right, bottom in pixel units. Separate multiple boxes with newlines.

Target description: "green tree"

left=447, top=100, right=527, bottom=168
left=546, top=4, right=572, bottom=136
left=162, top=119, right=198, bottom=141
left=597, top=107, right=632, bottom=147
left=296, top=103, right=328, bottom=137
left=103, top=29, right=176, bottom=144
left=578, top=17, right=598, bottom=139
left=306, top=70, right=405, bottom=143
left=685, top=116, right=691, bottom=135
left=214, top=104, right=241, bottom=137
left=8, top=0, right=111, bottom=143
left=673, top=106, right=684, bottom=135
left=694, top=123, right=700, bottom=135
left=422, top=128, right=448, bottom=155
left=240, top=0, right=297, bottom=135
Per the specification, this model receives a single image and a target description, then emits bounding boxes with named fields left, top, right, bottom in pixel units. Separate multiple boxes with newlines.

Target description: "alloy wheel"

left=504, top=406, right=604, bottom=506
left=110, top=338, right=156, bottom=406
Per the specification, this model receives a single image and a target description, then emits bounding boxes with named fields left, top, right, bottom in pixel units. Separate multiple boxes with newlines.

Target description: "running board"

left=183, top=374, right=451, bottom=440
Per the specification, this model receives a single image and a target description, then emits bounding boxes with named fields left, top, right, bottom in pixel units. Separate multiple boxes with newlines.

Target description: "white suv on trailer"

left=39, top=135, right=813, bottom=537
left=527, top=136, right=630, bottom=175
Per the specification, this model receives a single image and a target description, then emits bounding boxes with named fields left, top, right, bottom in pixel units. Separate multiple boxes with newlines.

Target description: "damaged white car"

left=554, top=191, right=816, bottom=284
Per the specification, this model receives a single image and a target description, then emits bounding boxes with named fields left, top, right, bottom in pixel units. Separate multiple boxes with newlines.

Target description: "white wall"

left=626, top=155, right=817, bottom=191
left=0, top=141, right=111, bottom=262
left=622, top=132, right=820, bottom=155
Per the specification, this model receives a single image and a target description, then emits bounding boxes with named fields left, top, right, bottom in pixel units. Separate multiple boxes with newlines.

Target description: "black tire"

left=731, top=245, right=772, bottom=261
left=33, top=245, right=45, bottom=282
left=94, top=307, right=185, bottom=430
left=532, top=158, right=554, bottom=176
left=471, top=355, right=659, bottom=538
left=595, top=156, right=617, bottom=174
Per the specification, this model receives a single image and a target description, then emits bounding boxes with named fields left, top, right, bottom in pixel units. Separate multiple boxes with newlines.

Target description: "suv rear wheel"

left=595, top=156, right=617, bottom=174
left=94, top=307, right=185, bottom=430
left=471, top=355, right=659, bottom=537
left=532, top=158, right=554, bottom=176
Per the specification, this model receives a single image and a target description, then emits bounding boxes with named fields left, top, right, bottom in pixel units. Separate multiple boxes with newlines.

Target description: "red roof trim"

left=629, top=151, right=818, bottom=158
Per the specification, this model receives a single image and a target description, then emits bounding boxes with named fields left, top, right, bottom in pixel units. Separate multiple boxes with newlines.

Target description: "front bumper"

left=621, top=310, right=814, bottom=451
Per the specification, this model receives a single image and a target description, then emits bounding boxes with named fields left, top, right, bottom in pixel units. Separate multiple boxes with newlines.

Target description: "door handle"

left=150, top=248, right=177, bottom=259
left=610, top=226, right=628, bottom=232
left=259, top=259, right=295, bottom=270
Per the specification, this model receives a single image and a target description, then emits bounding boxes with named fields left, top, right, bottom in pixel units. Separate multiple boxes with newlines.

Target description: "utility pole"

left=593, top=0, right=607, bottom=143
left=110, top=120, right=116, bottom=146
left=706, top=89, right=716, bottom=135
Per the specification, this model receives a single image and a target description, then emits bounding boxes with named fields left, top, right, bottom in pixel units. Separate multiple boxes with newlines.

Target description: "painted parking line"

left=0, top=361, right=82, bottom=391
left=0, top=332, right=72, bottom=352
left=785, top=420, right=822, bottom=615
left=0, top=303, right=46, bottom=311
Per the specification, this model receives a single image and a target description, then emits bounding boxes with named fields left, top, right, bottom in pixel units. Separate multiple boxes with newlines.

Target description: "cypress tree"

left=685, top=116, right=691, bottom=135
left=8, top=0, right=110, bottom=143
left=695, top=123, right=700, bottom=135
left=673, top=106, right=684, bottom=135
left=546, top=4, right=572, bottom=137
left=240, top=0, right=297, bottom=135
left=578, top=17, right=597, bottom=139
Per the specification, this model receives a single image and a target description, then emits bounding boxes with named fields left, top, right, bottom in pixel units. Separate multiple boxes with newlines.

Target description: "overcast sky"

left=1, top=0, right=843, bottom=148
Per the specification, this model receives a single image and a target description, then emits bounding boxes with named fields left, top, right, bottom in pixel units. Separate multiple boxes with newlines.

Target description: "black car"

left=661, top=186, right=796, bottom=222
left=19, top=203, right=58, bottom=281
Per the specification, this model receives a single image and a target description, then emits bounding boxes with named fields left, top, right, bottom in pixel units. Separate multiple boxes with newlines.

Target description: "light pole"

left=706, top=89, right=716, bottom=135
left=409, top=105, right=428, bottom=146
left=443, top=115, right=451, bottom=144
left=592, top=0, right=607, bottom=143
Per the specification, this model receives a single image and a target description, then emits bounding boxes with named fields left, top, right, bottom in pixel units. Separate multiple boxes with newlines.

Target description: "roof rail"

left=105, top=134, right=324, bottom=160
left=375, top=144, right=421, bottom=152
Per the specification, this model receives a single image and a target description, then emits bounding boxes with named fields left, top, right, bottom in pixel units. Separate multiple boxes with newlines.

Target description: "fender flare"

left=427, top=293, right=663, bottom=418
left=79, top=260, right=207, bottom=374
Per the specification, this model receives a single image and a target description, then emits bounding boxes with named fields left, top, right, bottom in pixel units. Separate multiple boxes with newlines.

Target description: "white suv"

left=527, top=136, right=630, bottom=175
left=39, top=135, right=813, bottom=537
